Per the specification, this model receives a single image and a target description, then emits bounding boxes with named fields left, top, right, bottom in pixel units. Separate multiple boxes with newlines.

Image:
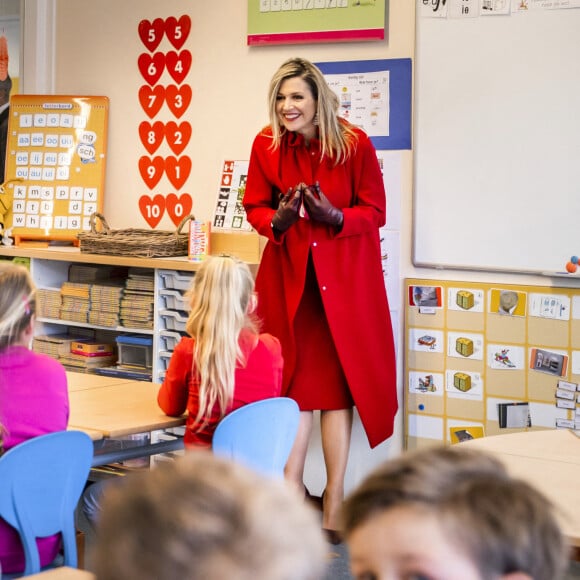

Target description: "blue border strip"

left=316, top=58, right=412, bottom=151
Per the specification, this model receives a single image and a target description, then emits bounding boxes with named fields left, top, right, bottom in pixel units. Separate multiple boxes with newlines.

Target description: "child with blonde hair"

left=0, top=262, right=69, bottom=573
left=342, top=445, right=569, bottom=580
left=158, top=254, right=283, bottom=446
left=94, top=452, right=327, bottom=580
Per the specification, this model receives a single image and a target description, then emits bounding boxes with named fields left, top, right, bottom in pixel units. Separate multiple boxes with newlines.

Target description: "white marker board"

left=413, top=7, right=580, bottom=275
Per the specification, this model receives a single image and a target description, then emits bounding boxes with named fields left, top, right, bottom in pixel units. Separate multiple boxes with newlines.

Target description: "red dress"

left=243, top=125, right=398, bottom=448
left=158, top=330, right=283, bottom=447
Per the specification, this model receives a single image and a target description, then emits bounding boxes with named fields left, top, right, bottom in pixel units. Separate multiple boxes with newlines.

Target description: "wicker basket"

left=77, top=213, right=195, bottom=258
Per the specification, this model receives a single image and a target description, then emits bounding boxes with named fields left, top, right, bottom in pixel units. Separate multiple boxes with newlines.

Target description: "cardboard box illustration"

left=453, top=372, right=472, bottom=392
left=455, top=337, right=474, bottom=357
left=456, top=290, right=474, bottom=310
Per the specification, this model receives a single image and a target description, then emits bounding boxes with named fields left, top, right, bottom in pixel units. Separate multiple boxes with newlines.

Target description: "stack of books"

left=120, top=269, right=154, bottom=330
left=59, top=339, right=117, bottom=373
left=36, top=288, right=62, bottom=319
left=60, top=282, right=91, bottom=323
left=88, top=283, right=124, bottom=327
left=32, top=331, right=94, bottom=362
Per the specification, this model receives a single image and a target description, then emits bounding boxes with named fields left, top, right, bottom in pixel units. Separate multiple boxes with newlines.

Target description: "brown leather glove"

left=303, top=183, right=344, bottom=228
left=271, top=187, right=302, bottom=232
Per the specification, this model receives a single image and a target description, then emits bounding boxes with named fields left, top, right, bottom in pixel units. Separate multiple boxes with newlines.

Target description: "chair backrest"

left=0, top=430, right=93, bottom=576
left=212, top=397, right=300, bottom=478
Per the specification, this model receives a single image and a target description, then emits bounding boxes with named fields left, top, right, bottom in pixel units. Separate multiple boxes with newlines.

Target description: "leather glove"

left=271, top=187, right=301, bottom=232
left=303, top=183, right=344, bottom=228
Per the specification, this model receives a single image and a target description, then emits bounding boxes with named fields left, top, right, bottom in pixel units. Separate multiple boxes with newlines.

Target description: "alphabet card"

left=3, top=95, right=108, bottom=245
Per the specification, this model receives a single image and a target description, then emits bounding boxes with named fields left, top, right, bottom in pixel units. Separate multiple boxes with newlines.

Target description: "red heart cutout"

left=165, top=85, right=192, bottom=118
left=165, top=121, right=191, bottom=156
left=139, top=121, right=165, bottom=155
left=165, top=156, right=191, bottom=190
left=138, top=85, right=165, bottom=119
left=166, top=193, right=193, bottom=227
left=139, top=194, right=166, bottom=228
left=139, top=156, right=165, bottom=190
left=165, top=50, right=191, bottom=85
left=138, top=18, right=165, bottom=52
left=138, top=52, right=165, bottom=86
left=165, top=15, right=191, bottom=50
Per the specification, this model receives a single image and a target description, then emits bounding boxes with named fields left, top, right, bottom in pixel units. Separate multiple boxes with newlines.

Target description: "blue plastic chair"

left=0, top=430, right=93, bottom=577
left=212, top=397, right=300, bottom=478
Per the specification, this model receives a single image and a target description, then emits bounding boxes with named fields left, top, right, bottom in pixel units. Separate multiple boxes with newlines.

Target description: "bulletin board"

left=413, top=8, right=580, bottom=274
left=3, top=95, right=108, bottom=245
left=247, top=0, right=386, bottom=45
left=405, top=278, right=580, bottom=450
left=316, top=58, right=412, bottom=151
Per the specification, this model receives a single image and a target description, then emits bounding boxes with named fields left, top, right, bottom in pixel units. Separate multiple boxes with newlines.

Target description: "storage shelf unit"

left=0, top=246, right=259, bottom=383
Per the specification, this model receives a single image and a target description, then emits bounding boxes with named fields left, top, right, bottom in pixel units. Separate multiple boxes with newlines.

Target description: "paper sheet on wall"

left=212, top=160, right=252, bottom=231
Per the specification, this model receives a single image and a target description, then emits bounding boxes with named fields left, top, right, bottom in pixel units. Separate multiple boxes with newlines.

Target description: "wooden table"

left=26, top=567, right=95, bottom=579
left=66, top=373, right=186, bottom=466
left=66, top=371, right=135, bottom=392
left=462, top=429, right=580, bottom=547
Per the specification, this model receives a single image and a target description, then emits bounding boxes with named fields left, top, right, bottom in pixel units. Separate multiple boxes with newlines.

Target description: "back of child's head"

left=185, top=256, right=258, bottom=424
left=0, top=262, right=35, bottom=351
left=342, top=445, right=569, bottom=580
left=94, top=451, right=327, bottom=580
left=186, top=255, right=256, bottom=340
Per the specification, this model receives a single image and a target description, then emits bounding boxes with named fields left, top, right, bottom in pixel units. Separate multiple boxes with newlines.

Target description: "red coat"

left=243, top=126, right=398, bottom=448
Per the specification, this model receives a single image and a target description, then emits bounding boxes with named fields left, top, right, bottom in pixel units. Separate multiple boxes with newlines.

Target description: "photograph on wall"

left=408, top=328, right=444, bottom=353
left=489, top=288, right=527, bottom=316
left=487, top=344, right=524, bottom=370
left=408, top=285, right=443, bottom=308
left=408, top=371, right=444, bottom=396
left=528, top=292, right=570, bottom=321
left=497, top=401, right=531, bottom=429
left=449, top=425, right=485, bottom=443
left=529, top=347, right=568, bottom=377
left=247, top=0, right=386, bottom=45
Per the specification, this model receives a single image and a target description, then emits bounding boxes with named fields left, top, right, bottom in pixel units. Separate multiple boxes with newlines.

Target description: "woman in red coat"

left=243, top=57, right=398, bottom=542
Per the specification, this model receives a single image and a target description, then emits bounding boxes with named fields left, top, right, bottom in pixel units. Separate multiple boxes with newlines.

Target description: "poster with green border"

left=247, top=0, right=386, bottom=45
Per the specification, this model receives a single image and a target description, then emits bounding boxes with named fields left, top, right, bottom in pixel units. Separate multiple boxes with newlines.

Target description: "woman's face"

left=275, top=76, right=317, bottom=142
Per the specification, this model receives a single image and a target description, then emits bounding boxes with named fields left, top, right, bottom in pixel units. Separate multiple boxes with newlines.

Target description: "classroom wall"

left=41, top=0, right=415, bottom=493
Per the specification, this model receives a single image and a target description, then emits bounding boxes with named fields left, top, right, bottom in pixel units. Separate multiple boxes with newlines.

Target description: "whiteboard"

left=413, top=8, right=580, bottom=275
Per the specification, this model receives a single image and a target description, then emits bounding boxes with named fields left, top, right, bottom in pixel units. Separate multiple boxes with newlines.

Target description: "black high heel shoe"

left=304, top=487, right=323, bottom=511
left=321, top=490, right=343, bottom=545
left=322, top=528, right=343, bottom=545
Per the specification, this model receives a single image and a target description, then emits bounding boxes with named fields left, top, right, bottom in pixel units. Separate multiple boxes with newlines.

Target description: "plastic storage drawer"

left=116, top=335, right=153, bottom=370
left=159, top=330, right=183, bottom=351
left=159, top=270, right=194, bottom=291
left=159, top=289, right=188, bottom=311
left=159, top=309, right=188, bottom=332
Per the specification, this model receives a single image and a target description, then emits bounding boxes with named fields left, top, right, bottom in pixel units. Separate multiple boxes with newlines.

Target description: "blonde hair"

left=0, top=262, right=35, bottom=351
left=266, top=57, right=358, bottom=165
left=342, top=446, right=569, bottom=580
left=185, top=256, right=257, bottom=429
left=94, top=452, right=327, bottom=580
